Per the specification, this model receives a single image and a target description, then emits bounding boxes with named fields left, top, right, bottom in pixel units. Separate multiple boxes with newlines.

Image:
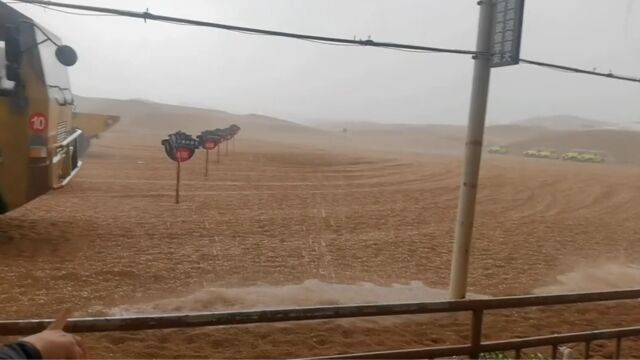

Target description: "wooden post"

left=205, top=149, right=209, bottom=177
left=217, top=145, right=220, bottom=163
left=175, top=160, right=181, bottom=204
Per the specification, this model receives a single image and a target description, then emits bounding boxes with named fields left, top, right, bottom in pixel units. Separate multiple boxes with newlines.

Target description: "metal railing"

left=52, top=128, right=83, bottom=189
left=318, top=326, right=640, bottom=359
left=1, top=288, right=639, bottom=359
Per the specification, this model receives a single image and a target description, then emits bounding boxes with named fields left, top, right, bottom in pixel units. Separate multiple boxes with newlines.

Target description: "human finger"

left=72, top=335, right=87, bottom=359
left=70, top=344, right=84, bottom=360
left=47, top=309, right=72, bottom=331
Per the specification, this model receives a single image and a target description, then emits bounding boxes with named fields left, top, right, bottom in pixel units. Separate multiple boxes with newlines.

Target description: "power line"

left=154, top=19, right=361, bottom=47
left=10, top=1, right=116, bottom=16
left=520, top=58, right=640, bottom=84
left=12, top=0, right=482, bottom=56
left=10, top=0, right=640, bottom=84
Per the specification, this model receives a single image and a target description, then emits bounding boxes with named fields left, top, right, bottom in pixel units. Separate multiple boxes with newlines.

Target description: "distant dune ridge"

left=76, top=95, right=640, bottom=164
left=512, top=114, right=617, bottom=131
left=74, top=95, right=320, bottom=137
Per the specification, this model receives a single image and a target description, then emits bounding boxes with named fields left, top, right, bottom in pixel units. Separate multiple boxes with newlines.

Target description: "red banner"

left=204, top=140, right=217, bottom=150
left=175, top=146, right=195, bottom=162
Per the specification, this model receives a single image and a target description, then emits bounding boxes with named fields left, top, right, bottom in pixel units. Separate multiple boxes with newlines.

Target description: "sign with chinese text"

left=490, top=0, right=525, bottom=68
left=161, top=131, right=199, bottom=162
left=197, top=130, right=225, bottom=150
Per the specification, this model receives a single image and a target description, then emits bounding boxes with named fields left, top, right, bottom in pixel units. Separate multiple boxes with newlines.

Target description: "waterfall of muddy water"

left=533, top=262, right=640, bottom=294
left=89, top=280, right=487, bottom=317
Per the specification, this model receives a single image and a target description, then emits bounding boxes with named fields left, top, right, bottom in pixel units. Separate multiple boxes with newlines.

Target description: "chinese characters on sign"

left=161, top=131, right=200, bottom=163
left=490, top=0, right=525, bottom=67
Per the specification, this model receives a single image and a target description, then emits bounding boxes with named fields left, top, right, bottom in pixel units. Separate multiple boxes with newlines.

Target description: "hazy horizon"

left=10, top=0, right=640, bottom=125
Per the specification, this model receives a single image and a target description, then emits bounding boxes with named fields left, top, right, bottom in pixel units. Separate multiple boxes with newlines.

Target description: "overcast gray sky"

left=9, top=0, right=640, bottom=124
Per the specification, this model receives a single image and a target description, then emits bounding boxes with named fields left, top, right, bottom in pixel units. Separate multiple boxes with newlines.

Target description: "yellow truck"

left=0, top=2, right=117, bottom=213
left=561, top=149, right=606, bottom=163
left=487, top=145, right=509, bottom=155
left=522, top=148, right=560, bottom=160
left=72, top=112, right=119, bottom=156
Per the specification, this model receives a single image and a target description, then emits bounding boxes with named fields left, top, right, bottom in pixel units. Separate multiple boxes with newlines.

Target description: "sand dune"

left=484, top=124, right=555, bottom=145
left=513, top=114, right=616, bottom=131
left=72, top=97, right=547, bottom=156
left=308, top=121, right=560, bottom=155
left=75, top=96, right=328, bottom=145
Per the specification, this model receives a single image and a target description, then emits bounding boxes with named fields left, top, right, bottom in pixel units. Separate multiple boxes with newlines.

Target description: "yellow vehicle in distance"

left=522, top=148, right=560, bottom=160
left=561, top=149, right=606, bottom=163
left=487, top=145, right=509, bottom=155
left=72, top=112, right=120, bottom=156
left=0, top=3, right=116, bottom=214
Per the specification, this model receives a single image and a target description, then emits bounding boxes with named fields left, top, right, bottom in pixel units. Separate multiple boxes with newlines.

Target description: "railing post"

left=470, top=309, right=483, bottom=359
left=614, top=337, right=622, bottom=359
left=584, top=341, right=590, bottom=359
left=514, top=348, right=522, bottom=359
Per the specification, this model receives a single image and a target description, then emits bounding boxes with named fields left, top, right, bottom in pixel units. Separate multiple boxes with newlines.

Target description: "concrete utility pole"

left=449, top=0, right=494, bottom=299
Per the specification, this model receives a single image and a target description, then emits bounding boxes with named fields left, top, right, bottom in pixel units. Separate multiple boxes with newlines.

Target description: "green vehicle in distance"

left=561, top=149, right=606, bottom=163
left=522, top=148, right=560, bottom=160
left=488, top=145, right=509, bottom=155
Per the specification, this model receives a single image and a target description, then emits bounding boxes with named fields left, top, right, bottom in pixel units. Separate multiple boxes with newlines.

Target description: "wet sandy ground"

left=2, top=132, right=640, bottom=358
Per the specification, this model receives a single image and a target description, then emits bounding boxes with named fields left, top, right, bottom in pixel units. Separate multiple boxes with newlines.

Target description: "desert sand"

left=1, top=99, right=640, bottom=358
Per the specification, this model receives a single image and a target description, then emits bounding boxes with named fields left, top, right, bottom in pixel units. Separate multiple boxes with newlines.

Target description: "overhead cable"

left=13, top=0, right=481, bottom=56
left=521, top=58, right=640, bottom=84
left=11, top=0, right=640, bottom=84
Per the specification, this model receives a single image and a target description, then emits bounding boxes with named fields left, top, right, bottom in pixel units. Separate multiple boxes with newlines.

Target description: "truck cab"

left=0, top=2, right=81, bottom=213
